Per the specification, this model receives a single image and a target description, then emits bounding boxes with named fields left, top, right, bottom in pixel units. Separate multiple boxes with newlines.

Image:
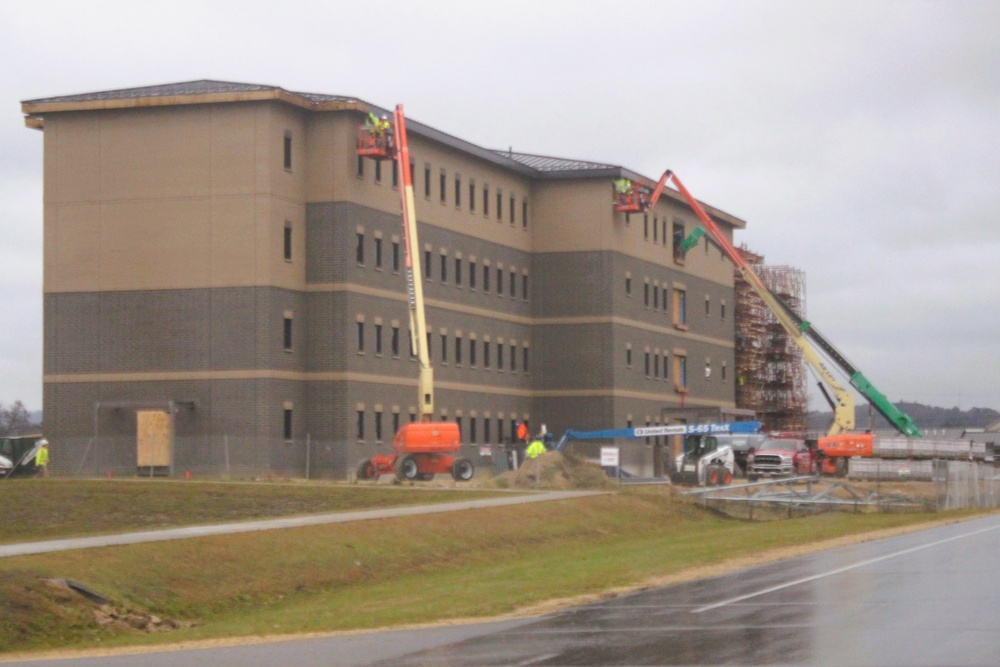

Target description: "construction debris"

left=42, top=578, right=193, bottom=633
left=91, top=603, right=191, bottom=632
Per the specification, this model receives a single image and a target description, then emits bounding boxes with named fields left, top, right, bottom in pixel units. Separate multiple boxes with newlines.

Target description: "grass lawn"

left=0, top=482, right=985, bottom=656
left=0, top=478, right=513, bottom=544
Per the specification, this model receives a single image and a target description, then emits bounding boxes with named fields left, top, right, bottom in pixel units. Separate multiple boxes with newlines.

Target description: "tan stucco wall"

left=530, top=179, right=614, bottom=252
left=306, top=112, right=536, bottom=253
left=43, top=102, right=306, bottom=293
left=41, top=98, right=736, bottom=295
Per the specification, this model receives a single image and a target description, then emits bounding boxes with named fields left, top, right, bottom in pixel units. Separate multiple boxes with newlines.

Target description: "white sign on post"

left=600, top=447, right=620, bottom=467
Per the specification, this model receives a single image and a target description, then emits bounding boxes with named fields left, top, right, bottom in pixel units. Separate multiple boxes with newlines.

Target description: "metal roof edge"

left=401, top=117, right=539, bottom=177
left=19, top=81, right=747, bottom=228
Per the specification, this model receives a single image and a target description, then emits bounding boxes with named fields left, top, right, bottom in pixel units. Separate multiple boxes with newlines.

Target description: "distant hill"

left=807, top=403, right=999, bottom=432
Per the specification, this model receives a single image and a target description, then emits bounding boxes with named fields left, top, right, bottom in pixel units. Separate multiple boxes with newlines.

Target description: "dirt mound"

left=487, top=450, right=619, bottom=490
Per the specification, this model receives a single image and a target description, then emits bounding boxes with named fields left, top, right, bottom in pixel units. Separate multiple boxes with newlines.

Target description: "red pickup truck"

left=746, top=437, right=818, bottom=482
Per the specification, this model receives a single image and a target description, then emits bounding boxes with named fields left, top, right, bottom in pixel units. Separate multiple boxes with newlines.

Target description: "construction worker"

left=363, top=112, right=392, bottom=155
left=366, top=112, right=391, bottom=137
left=526, top=437, right=546, bottom=459
left=34, top=439, right=49, bottom=478
left=516, top=421, right=528, bottom=443
left=613, top=177, right=633, bottom=208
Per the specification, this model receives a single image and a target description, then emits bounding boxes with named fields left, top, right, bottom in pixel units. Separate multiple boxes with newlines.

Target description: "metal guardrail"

left=685, top=476, right=930, bottom=516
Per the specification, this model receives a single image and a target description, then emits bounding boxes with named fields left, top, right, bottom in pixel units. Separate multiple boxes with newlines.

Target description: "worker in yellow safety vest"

left=35, top=439, right=49, bottom=478
left=613, top=177, right=633, bottom=208
left=366, top=111, right=391, bottom=137
left=526, top=438, right=546, bottom=459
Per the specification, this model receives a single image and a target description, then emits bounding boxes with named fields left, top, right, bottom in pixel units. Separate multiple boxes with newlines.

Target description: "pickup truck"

left=719, top=433, right=766, bottom=477
left=746, top=437, right=817, bottom=481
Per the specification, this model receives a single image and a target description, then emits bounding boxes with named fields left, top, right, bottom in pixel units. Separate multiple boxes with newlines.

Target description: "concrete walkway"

left=0, top=490, right=603, bottom=558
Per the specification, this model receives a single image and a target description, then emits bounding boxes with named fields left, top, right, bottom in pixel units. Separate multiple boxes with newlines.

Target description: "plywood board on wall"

left=137, top=411, right=172, bottom=468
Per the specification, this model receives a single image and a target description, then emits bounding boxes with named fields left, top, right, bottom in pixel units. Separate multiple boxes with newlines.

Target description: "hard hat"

left=38, top=438, right=48, bottom=446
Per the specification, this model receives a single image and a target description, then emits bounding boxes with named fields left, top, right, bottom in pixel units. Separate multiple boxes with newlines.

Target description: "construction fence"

left=42, top=436, right=496, bottom=481
left=850, top=458, right=1000, bottom=510
left=933, top=461, right=1000, bottom=510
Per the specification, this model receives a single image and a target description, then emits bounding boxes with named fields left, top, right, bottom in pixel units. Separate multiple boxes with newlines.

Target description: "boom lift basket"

left=613, top=187, right=648, bottom=213
left=356, top=124, right=394, bottom=159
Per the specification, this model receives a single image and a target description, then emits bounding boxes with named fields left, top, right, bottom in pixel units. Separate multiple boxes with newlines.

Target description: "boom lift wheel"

left=396, top=455, right=419, bottom=481
left=451, top=458, right=475, bottom=482
left=356, top=460, right=378, bottom=481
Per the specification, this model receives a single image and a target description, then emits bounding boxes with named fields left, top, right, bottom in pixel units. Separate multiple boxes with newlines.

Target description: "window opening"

left=283, top=317, right=293, bottom=351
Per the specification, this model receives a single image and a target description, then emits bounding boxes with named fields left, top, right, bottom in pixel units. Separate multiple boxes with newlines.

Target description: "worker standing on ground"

left=526, top=437, right=546, bottom=459
left=35, top=439, right=49, bottom=478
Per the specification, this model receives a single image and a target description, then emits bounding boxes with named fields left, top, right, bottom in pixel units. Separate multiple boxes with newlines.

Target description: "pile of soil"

left=488, top=450, right=619, bottom=490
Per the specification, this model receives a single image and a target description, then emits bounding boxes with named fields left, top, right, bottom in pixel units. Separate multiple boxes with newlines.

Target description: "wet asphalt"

left=374, top=513, right=1000, bottom=667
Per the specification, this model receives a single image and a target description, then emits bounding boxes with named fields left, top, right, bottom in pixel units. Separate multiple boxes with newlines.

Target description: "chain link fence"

left=52, top=436, right=344, bottom=480
left=933, top=460, right=1000, bottom=510
left=49, top=436, right=495, bottom=481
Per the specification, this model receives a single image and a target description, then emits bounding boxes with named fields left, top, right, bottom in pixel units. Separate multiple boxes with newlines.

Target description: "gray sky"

left=2, top=0, right=998, bottom=413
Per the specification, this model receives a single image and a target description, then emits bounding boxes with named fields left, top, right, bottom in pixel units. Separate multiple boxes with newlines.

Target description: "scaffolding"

left=735, top=245, right=808, bottom=433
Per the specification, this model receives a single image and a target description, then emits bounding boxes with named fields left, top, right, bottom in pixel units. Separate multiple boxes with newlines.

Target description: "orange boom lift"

left=354, top=106, right=474, bottom=482
left=620, top=169, right=924, bottom=476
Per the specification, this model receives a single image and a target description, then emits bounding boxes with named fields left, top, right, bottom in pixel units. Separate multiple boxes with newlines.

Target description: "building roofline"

left=21, top=79, right=746, bottom=229
left=21, top=79, right=364, bottom=116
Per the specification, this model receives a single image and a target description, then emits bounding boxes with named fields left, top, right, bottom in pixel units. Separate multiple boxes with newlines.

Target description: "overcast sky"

left=2, top=0, right=998, bottom=414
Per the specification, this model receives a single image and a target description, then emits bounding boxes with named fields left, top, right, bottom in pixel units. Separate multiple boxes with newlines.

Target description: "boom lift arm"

left=614, top=170, right=672, bottom=214
left=354, top=106, right=472, bottom=482
left=554, top=421, right=762, bottom=451
left=392, top=106, right=434, bottom=420
left=555, top=421, right=762, bottom=486
left=659, top=170, right=922, bottom=438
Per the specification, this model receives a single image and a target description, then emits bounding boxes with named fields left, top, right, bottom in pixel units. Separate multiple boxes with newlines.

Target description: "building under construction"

left=734, top=245, right=808, bottom=433
left=23, top=80, right=746, bottom=479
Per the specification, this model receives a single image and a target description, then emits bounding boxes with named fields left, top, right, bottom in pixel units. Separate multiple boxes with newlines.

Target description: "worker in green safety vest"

left=526, top=438, right=546, bottom=459
left=35, top=439, right=49, bottom=478
left=366, top=111, right=391, bottom=137
left=613, top=177, right=633, bottom=209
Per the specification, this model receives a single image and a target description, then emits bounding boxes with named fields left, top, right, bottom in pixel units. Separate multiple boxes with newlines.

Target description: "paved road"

left=0, top=490, right=601, bottom=557
left=378, top=513, right=1000, bottom=667
left=7, top=513, right=1000, bottom=666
